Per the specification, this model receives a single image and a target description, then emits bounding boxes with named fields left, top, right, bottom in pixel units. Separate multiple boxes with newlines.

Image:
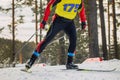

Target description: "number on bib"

left=63, top=4, right=79, bottom=12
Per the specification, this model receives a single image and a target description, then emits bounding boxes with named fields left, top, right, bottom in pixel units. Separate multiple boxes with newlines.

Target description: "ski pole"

left=13, top=29, right=40, bottom=63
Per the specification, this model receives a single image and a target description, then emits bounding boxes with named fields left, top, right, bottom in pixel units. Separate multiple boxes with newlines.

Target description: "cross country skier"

left=25, top=0, right=86, bottom=70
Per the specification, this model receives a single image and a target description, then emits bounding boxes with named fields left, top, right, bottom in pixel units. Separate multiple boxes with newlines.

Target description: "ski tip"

left=77, top=68, right=116, bottom=72
left=112, top=68, right=116, bottom=71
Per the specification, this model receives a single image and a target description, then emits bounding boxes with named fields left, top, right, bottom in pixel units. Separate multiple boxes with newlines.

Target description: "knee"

left=36, top=40, right=45, bottom=52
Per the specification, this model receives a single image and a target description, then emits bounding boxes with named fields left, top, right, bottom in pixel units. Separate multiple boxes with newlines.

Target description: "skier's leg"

left=64, top=22, right=78, bottom=69
left=26, top=20, right=64, bottom=69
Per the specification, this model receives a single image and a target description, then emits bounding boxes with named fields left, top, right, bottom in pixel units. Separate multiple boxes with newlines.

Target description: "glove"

left=40, top=20, right=46, bottom=29
left=81, top=22, right=86, bottom=30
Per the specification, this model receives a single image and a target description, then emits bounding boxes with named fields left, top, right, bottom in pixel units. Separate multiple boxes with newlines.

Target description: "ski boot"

left=66, top=62, right=78, bottom=69
left=25, top=60, right=33, bottom=70
left=25, top=52, right=38, bottom=69
left=21, top=53, right=38, bottom=73
left=21, top=51, right=39, bottom=73
left=66, top=54, right=78, bottom=69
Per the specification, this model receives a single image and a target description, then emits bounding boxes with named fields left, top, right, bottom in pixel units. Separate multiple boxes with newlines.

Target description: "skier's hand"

left=40, top=20, right=46, bottom=29
left=81, top=22, right=86, bottom=30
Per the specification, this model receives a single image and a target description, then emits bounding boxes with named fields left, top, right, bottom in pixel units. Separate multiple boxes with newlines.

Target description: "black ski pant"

left=36, top=16, right=77, bottom=54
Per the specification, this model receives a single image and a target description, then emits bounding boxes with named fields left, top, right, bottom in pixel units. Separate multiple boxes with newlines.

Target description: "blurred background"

left=0, top=0, right=120, bottom=67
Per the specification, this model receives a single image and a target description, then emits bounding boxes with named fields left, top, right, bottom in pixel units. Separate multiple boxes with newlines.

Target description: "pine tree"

left=85, top=0, right=99, bottom=57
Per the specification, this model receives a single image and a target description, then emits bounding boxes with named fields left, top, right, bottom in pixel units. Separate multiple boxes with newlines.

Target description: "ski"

left=61, top=68, right=116, bottom=72
left=61, top=68, right=78, bottom=71
left=77, top=68, right=116, bottom=72
left=20, top=68, right=32, bottom=73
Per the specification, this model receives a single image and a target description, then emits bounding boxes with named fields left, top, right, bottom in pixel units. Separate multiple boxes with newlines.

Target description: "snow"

left=0, top=59, right=120, bottom=80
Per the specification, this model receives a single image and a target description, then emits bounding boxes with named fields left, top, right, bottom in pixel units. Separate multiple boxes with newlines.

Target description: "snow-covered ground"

left=0, top=59, right=120, bottom=80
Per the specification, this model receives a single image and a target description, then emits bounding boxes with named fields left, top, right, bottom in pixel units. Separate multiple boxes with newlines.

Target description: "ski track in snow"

left=0, top=59, right=120, bottom=80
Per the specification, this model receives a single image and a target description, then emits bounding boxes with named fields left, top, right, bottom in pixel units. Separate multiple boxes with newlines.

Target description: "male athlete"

left=25, top=0, right=86, bottom=70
